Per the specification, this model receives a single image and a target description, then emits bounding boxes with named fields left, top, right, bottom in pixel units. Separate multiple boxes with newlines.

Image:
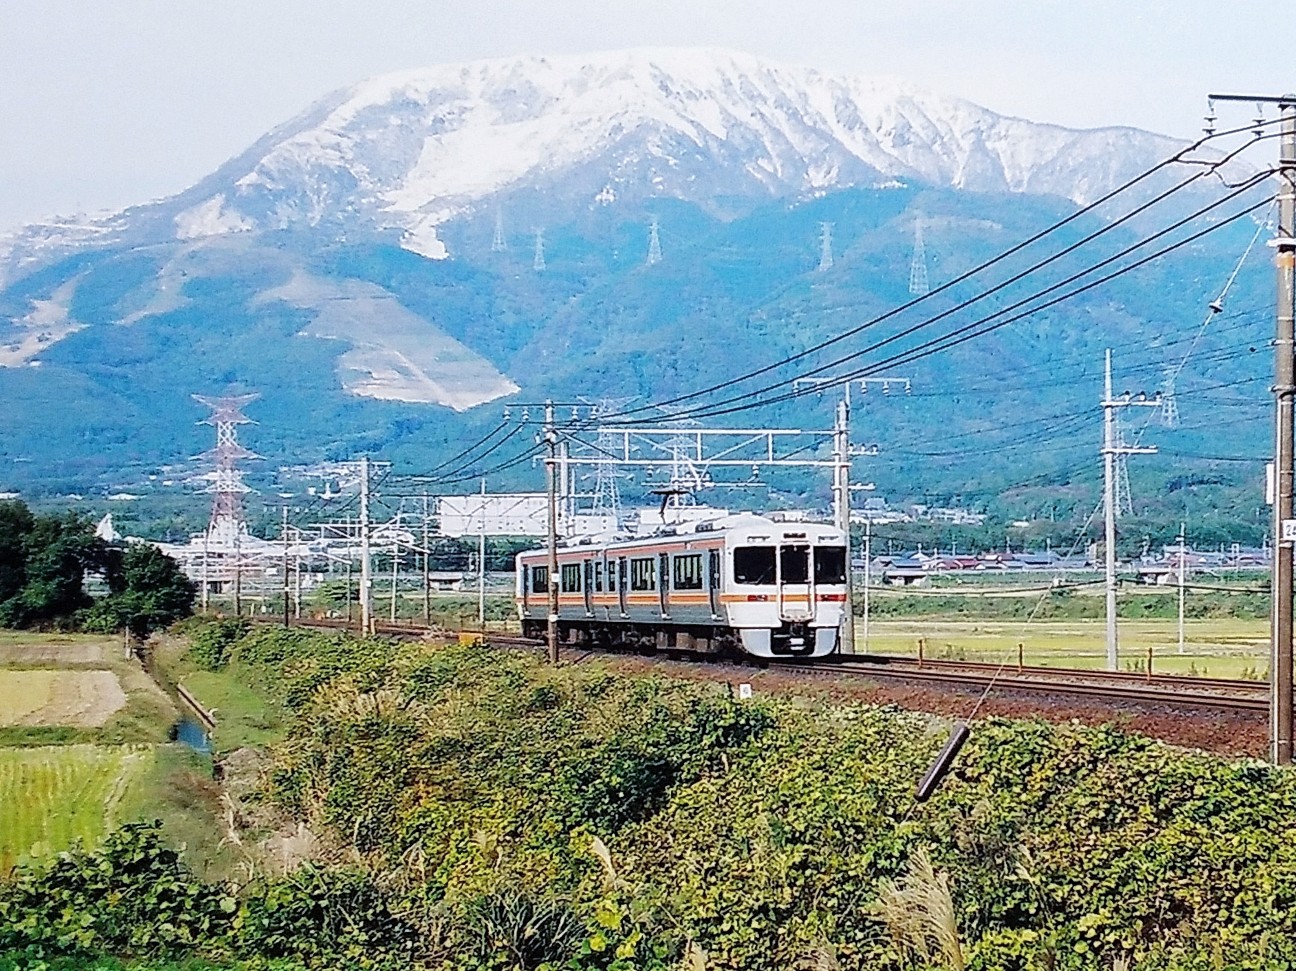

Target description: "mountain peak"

left=2, top=47, right=1185, bottom=283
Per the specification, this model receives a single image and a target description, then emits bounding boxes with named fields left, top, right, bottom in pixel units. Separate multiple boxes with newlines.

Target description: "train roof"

left=517, top=513, right=844, bottom=558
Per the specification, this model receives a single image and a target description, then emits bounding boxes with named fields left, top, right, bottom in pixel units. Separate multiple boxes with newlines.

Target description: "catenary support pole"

left=545, top=403, right=560, bottom=664
left=1273, top=98, right=1296, bottom=764
left=233, top=531, right=242, bottom=618
left=1177, top=522, right=1186, bottom=655
left=359, top=455, right=373, bottom=636
left=1103, top=349, right=1119, bottom=670
left=863, top=517, right=872, bottom=652
left=281, top=506, right=290, bottom=627
left=389, top=534, right=399, bottom=623
left=200, top=528, right=209, bottom=613
left=833, top=397, right=856, bottom=654
left=1206, top=90, right=1296, bottom=763
left=422, top=494, right=431, bottom=625
left=478, top=477, right=487, bottom=629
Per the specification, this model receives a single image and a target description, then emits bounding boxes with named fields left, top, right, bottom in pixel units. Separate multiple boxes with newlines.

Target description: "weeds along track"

left=272, top=617, right=1268, bottom=715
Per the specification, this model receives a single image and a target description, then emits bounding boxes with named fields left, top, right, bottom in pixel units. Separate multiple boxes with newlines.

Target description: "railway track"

left=274, top=616, right=1268, bottom=714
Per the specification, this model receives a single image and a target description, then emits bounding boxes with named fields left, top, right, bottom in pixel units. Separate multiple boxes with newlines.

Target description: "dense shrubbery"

left=0, top=822, right=412, bottom=968
left=5, top=622, right=1296, bottom=969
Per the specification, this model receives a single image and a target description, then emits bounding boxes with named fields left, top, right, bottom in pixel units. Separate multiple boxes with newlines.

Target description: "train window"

left=561, top=563, right=582, bottom=592
left=814, top=546, right=847, bottom=584
left=630, top=557, right=657, bottom=591
left=531, top=565, right=548, bottom=594
left=594, top=561, right=604, bottom=592
left=673, top=553, right=703, bottom=590
left=608, top=560, right=618, bottom=591
left=781, top=545, right=810, bottom=584
left=733, top=546, right=775, bottom=584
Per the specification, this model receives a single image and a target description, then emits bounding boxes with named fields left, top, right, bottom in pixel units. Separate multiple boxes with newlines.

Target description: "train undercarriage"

left=519, top=619, right=823, bottom=658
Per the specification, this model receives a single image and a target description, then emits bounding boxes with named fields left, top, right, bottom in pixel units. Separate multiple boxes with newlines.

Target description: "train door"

left=778, top=543, right=814, bottom=623
left=658, top=552, right=671, bottom=618
left=617, top=557, right=628, bottom=617
left=708, top=549, right=721, bottom=619
left=583, top=560, right=594, bottom=616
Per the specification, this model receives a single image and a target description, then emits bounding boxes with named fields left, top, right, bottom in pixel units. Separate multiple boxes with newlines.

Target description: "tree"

left=0, top=500, right=35, bottom=608
left=0, top=505, right=111, bottom=629
left=83, top=544, right=196, bottom=640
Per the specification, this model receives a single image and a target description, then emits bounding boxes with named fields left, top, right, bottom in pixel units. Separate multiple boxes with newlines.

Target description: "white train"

left=515, top=513, right=848, bottom=658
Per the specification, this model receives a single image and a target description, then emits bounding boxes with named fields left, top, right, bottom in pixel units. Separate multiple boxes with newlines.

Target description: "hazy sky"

left=1, top=0, right=1289, bottom=232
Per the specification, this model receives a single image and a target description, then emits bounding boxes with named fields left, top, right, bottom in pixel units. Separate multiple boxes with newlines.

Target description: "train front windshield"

left=734, top=546, right=776, bottom=584
left=734, top=545, right=847, bottom=585
left=814, top=546, right=847, bottom=584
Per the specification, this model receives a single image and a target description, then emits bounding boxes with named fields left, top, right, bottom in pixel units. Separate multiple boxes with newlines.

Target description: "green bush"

left=189, top=619, right=250, bottom=671
left=0, top=822, right=235, bottom=959
left=12, top=620, right=1295, bottom=970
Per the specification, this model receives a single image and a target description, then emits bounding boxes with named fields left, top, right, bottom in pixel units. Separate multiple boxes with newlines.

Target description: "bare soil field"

left=0, top=634, right=114, bottom=666
left=0, top=669, right=128, bottom=727
left=0, top=632, right=175, bottom=740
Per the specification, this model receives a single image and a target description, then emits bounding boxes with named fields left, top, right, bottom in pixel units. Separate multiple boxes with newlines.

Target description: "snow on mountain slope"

left=0, top=48, right=1194, bottom=284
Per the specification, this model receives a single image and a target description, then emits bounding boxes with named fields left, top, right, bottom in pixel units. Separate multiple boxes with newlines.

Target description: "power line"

left=662, top=191, right=1275, bottom=423
left=603, top=120, right=1272, bottom=424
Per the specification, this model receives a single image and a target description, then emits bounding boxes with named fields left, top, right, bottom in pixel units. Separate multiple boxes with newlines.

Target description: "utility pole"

left=1101, top=349, right=1159, bottom=671
left=233, top=531, right=243, bottom=618
left=1177, top=522, right=1187, bottom=655
left=281, top=506, right=290, bottom=628
left=544, top=403, right=560, bottom=664
left=832, top=397, right=855, bottom=654
left=862, top=517, right=872, bottom=653
left=1273, top=97, right=1296, bottom=762
left=1210, top=92, right=1296, bottom=763
left=789, top=375, right=905, bottom=656
left=200, top=528, right=209, bottom=613
left=293, top=529, right=303, bottom=620
left=359, top=455, right=373, bottom=636
left=422, top=494, right=431, bottom=626
left=478, top=477, right=488, bottom=629
left=389, top=531, right=399, bottom=623
left=345, top=558, right=354, bottom=629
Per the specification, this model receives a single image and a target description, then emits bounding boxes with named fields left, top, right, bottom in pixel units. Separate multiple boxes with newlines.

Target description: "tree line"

left=0, top=499, right=194, bottom=638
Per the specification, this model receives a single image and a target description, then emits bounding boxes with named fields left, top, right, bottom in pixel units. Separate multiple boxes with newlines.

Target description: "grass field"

left=0, top=744, right=154, bottom=870
left=857, top=617, right=1269, bottom=678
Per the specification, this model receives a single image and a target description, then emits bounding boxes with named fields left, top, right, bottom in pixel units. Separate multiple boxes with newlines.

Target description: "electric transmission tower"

left=193, top=393, right=260, bottom=547
left=1114, top=415, right=1134, bottom=518
left=1160, top=371, right=1180, bottom=428
left=908, top=213, right=930, bottom=295
left=817, top=221, right=834, bottom=271
left=491, top=207, right=507, bottom=252
left=585, top=397, right=635, bottom=526
left=533, top=228, right=546, bottom=271
left=647, top=216, right=662, bottom=265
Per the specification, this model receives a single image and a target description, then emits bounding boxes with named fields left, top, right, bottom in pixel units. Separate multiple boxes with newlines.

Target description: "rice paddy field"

left=0, top=743, right=154, bottom=870
left=0, top=632, right=235, bottom=875
left=856, top=617, right=1270, bottom=678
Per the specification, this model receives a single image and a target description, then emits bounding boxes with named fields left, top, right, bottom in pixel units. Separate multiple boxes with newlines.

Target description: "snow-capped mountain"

left=1, top=48, right=1189, bottom=283
left=1, top=48, right=1269, bottom=503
